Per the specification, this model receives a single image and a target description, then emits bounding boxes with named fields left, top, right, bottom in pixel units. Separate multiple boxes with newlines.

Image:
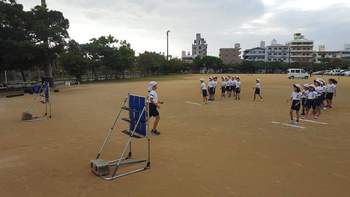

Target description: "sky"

left=18, top=0, right=350, bottom=57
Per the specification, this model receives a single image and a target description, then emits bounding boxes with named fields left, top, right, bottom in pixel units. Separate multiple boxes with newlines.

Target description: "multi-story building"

left=181, top=50, right=194, bottom=63
left=192, top=33, right=207, bottom=58
left=344, top=44, right=350, bottom=51
left=243, top=47, right=266, bottom=62
left=314, top=50, right=343, bottom=63
left=219, top=43, right=242, bottom=65
left=265, top=40, right=289, bottom=63
left=288, top=33, right=314, bottom=63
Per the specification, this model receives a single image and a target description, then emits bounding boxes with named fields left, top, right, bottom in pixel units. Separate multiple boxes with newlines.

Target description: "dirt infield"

left=1, top=74, right=350, bottom=197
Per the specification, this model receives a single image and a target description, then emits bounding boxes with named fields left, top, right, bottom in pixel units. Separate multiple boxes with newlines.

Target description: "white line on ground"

left=185, top=101, right=202, bottom=106
left=272, top=121, right=306, bottom=129
left=300, top=119, right=328, bottom=125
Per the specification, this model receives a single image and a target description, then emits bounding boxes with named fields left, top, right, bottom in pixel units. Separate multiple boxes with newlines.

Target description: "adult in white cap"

left=148, top=81, right=163, bottom=135
left=253, top=79, right=263, bottom=101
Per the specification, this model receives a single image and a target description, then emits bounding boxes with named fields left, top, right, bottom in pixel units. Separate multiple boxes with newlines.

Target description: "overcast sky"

left=18, top=0, right=350, bottom=57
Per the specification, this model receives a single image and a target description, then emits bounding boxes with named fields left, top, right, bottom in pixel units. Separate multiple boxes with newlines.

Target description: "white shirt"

left=221, top=81, right=227, bottom=87
left=208, top=80, right=215, bottom=88
left=307, top=91, right=317, bottom=99
left=315, top=86, right=323, bottom=96
left=232, top=79, right=237, bottom=86
left=291, top=92, right=302, bottom=100
left=200, top=82, right=207, bottom=90
left=326, top=84, right=336, bottom=93
left=301, top=90, right=308, bottom=98
left=227, top=79, right=233, bottom=86
left=236, top=81, right=241, bottom=88
left=148, top=90, right=158, bottom=104
left=256, top=82, right=261, bottom=89
left=214, top=81, right=218, bottom=87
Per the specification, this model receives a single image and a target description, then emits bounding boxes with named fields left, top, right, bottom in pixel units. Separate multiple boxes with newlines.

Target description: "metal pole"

left=166, top=30, right=170, bottom=60
left=4, top=70, right=7, bottom=84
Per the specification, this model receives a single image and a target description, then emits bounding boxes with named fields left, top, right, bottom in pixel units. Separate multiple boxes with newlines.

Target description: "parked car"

left=311, top=71, right=325, bottom=75
left=288, top=68, right=310, bottom=79
left=342, top=71, right=350, bottom=76
left=329, top=69, right=345, bottom=76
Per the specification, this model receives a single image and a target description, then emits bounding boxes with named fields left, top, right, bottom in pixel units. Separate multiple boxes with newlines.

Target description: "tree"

left=60, top=40, right=87, bottom=82
left=27, top=5, right=70, bottom=82
left=136, top=52, right=166, bottom=75
left=0, top=0, right=41, bottom=81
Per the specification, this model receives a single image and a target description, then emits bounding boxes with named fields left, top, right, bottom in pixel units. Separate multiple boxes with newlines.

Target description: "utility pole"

left=166, top=30, right=170, bottom=60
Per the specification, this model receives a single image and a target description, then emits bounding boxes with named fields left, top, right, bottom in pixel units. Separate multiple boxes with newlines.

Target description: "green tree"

left=137, top=52, right=166, bottom=75
left=60, top=40, right=87, bottom=82
left=27, top=5, right=70, bottom=82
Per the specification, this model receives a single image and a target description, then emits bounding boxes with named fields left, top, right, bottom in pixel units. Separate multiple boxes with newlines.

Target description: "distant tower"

left=260, top=41, right=266, bottom=48
left=41, top=0, right=47, bottom=7
left=271, top=39, right=278, bottom=46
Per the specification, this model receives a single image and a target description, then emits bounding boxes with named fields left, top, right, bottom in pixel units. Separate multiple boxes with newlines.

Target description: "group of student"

left=289, top=78, right=338, bottom=125
left=200, top=76, right=242, bottom=103
left=200, top=76, right=263, bottom=104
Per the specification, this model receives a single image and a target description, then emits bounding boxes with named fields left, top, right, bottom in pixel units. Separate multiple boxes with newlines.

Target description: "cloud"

left=16, top=0, right=350, bottom=56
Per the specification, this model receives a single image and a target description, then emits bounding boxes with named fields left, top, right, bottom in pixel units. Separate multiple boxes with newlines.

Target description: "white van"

left=288, top=68, right=310, bottom=79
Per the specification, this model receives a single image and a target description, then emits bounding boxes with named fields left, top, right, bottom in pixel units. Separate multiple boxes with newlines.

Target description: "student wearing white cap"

left=235, top=77, right=241, bottom=100
left=289, top=84, right=302, bottom=124
left=326, top=78, right=337, bottom=108
left=148, top=81, right=163, bottom=135
left=221, top=76, right=227, bottom=98
left=305, top=84, right=317, bottom=119
left=253, top=79, right=263, bottom=101
left=200, top=78, right=208, bottom=104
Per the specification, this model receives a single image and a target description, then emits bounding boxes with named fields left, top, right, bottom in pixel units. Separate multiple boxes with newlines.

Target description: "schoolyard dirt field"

left=0, top=74, right=350, bottom=197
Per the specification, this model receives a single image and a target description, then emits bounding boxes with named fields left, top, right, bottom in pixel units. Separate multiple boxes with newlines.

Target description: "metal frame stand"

left=90, top=94, right=151, bottom=181
left=22, top=82, right=52, bottom=121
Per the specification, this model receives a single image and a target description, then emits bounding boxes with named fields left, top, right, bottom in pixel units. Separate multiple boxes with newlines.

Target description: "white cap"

left=148, top=81, right=158, bottom=91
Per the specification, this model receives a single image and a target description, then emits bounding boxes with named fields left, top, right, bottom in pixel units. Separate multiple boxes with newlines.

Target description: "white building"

left=344, top=44, right=350, bottom=51
left=265, top=39, right=289, bottom=63
left=288, top=33, right=314, bottom=63
left=181, top=50, right=193, bottom=63
left=243, top=47, right=266, bottom=62
left=192, top=33, right=207, bottom=58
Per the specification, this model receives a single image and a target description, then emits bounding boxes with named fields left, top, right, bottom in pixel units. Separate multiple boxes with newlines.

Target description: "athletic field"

left=1, top=74, right=349, bottom=197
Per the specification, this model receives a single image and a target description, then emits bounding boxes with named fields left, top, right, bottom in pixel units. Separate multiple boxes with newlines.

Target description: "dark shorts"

left=291, top=100, right=301, bottom=111
left=236, top=87, right=241, bottom=93
left=149, top=103, right=159, bottom=117
left=226, top=86, right=231, bottom=91
left=208, top=87, right=215, bottom=95
left=321, top=93, right=326, bottom=101
left=306, top=99, right=316, bottom=110
left=231, top=86, right=236, bottom=92
left=221, top=86, right=226, bottom=93
left=326, top=93, right=334, bottom=100
left=202, top=89, right=208, bottom=97
left=314, top=97, right=321, bottom=107
left=301, top=98, right=307, bottom=106
left=255, top=88, right=260, bottom=95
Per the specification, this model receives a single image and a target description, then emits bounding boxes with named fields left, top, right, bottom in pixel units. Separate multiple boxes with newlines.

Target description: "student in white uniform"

left=221, top=76, right=227, bottom=98
left=232, top=77, right=237, bottom=97
left=305, top=84, right=317, bottom=119
left=226, top=76, right=233, bottom=98
left=289, top=84, right=302, bottom=124
left=253, top=79, right=263, bottom=101
left=208, top=77, right=215, bottom=101
left=148, top=81, right=164, bottom=135
left=300, top=84, right=309, bottom=116
left=235, top=77, right=241, bottom=100
left=326, top=78, right=337, bottom=108
left=213, top=76, right=218, bottom=101
left=314, top=80, right=323, bottom=118
left=200, top=78, right=208, bottom=104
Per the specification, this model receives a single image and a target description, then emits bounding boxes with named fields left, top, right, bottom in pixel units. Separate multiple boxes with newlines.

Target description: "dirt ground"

left=1, top=74, right=350, bottom=197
